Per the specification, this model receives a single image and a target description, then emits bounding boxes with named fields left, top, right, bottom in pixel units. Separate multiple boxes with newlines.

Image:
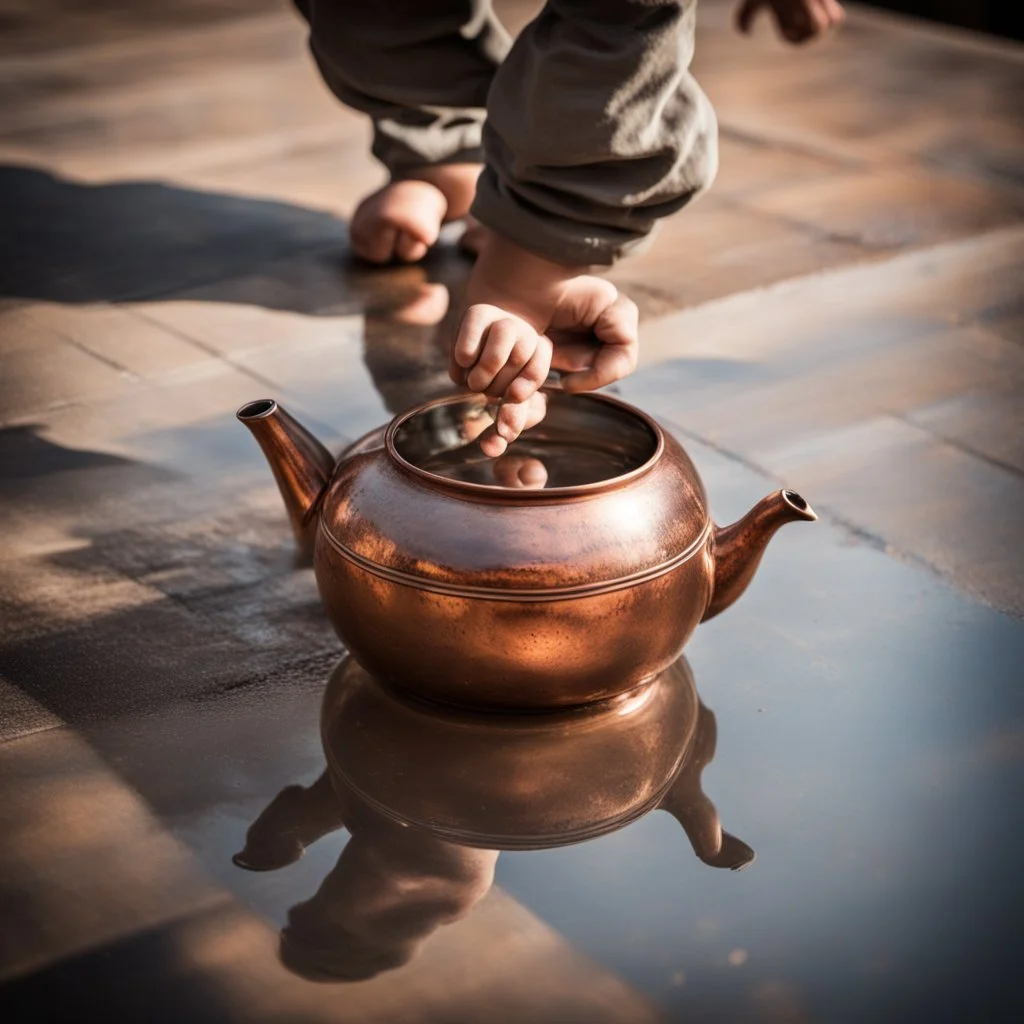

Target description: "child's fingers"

left=595, top=294, right=640, bottom=350
left=394, top=232, right=429, bottom=263
left=452, top=304, right=502, bottom=371
left=465, top=318, right=523, bottom=393
left=559, top=345, right=636, bottom=394
left=558, top=295, right=639, bottom=393
left=492, top=455, right=549, bottom=489
left=550, top=339, right=601, bottom=374
left=505, top=339, right=553, bottom=405
left=821, top=0, right=844, bottom=26
left=352, top=222, right=398, bottom=264
left=477, top=391, right=548, bottom=458
left=735, top=0, right=763, bottom=35
left=480, top=331, right=542, bottom=399
left=496, top=401, right=533, bottom=450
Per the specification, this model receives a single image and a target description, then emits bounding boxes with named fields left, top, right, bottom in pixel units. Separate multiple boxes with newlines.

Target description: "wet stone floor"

left=1, top=2, right=1023, bottom=1022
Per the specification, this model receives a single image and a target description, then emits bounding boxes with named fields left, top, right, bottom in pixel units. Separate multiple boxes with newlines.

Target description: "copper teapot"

left=239, top=390, right=815, bottom=709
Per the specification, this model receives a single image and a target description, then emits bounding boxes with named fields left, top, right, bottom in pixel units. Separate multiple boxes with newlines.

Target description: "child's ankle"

left=469, top=232, right=589, bottom=328
left=396, top=163, right=481, bottom=222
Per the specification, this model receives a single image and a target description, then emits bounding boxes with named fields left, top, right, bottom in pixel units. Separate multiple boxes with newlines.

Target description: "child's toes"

left=394, top=232, right=430, bottom=263
left=351, top=222, right=399, bottom=264
left=350, top=180, right=446, bottom=265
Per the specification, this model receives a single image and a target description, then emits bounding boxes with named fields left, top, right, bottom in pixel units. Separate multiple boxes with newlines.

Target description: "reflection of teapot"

left=234, top=655, right=753, bottom=982
left=239, top=390, right=815, bottom=709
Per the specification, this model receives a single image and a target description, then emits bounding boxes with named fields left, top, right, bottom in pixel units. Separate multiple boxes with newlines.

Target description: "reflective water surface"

left=392, top=391, right=659, bottom=489
left=234, top=655, right=752, bottom=983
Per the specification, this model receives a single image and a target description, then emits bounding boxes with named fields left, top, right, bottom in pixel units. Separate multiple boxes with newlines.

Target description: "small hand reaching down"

left=449, top=234, right=639, bottom=457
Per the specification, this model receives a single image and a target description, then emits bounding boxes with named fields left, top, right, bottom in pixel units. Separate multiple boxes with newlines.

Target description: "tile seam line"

left=121, top=305, right=286, bottom=395
left=660, top=413, right=1024, bottom=623
left=716, top=123, right=865, bottom=171
left=0, top=10, right=298, bottom=72
left=118, top=305, right=346, bottom=444
left=636, top=222, right=1024, bottom=353
left=17, top=309, right=141, bottom=379
left=842, top=3, right=1024, bottom=61
left=893, top=410, right=1024, bottom=480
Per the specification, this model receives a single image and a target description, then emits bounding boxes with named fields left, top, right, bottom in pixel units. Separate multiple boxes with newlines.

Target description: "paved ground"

left=1, top=2, right=1022, bottom=1021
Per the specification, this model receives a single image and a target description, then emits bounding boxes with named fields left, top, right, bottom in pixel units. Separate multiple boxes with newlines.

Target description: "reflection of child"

left=234, top=689, right=754, bottom=981
left=233, top=770, right=498, bottom=981
left=297, top=0, right=843, bottom=451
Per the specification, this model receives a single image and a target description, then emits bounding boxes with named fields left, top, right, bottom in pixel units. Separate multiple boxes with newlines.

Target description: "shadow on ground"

left=0, top=163, right=469, bottom=314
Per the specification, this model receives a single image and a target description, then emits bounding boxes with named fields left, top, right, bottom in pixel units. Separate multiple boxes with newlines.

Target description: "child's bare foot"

left=350, top=163, right=481, bottom=265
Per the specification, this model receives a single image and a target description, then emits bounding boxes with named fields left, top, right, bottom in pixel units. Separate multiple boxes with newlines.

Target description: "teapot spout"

left=237, top=399, right=334, bottom=560
left=702, top=489, right=816, bottom=622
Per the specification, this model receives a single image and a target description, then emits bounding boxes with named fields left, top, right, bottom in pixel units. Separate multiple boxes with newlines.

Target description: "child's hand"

left=546, top=276, right=639, bottom=394
left=449, top=237, right=639, bottom=456
left=736, top=0, right=844, bottom=44
left=449, top=305, right=553, bottom=457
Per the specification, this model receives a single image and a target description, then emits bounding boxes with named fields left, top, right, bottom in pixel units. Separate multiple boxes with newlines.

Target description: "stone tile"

left=607, top=199, right=870, bottom=314
left=736, top=167, right=1024, bottom=250
left=3, top=889, right=659, bottom=1023
left=182, top=131, right=379, bottom=220
left=225, top=315, right=393, bottom=442
left=757, top=415, right=1024, bottom=617
left=0, top=681, right=61, bottom=743
left=0, top=312, right=135, bottom=420
left=132, top=291, right=366, bottom=357
left=634, top=226, right=1024, bottom=369
left=693, top=2, right=1024, bottom=191
left=712, top=131, right=856, bottom=200
left=0, top=727, right=226, bottom=980
left=0, top=1, right=285, bottom=57
left=0, top=591, right=279, bottom=728
left=0, top=555, right=163, bottom=642
left=20, top=302, right=213, bottom=378
left=128, top=256, right=467, bottom=437
left=0, top=358, right=311, bottom=470
left=906, top=386, right=1024, bottom=476
left=622, top=227, right=1024, bottom=618
left=126, top=249, right=380, bottom=341
left=627, top=322, right=1024, bottom=460
left=0, top=14, right=347, bottom=182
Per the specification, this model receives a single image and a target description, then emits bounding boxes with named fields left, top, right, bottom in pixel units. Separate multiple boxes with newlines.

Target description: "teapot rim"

left=383, top=387, right=666, bottom=500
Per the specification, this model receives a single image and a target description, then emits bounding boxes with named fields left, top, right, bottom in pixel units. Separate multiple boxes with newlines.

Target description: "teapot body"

left=239, top=390, right=815, bottom=710
left=316, top=534, right=712, bottom=708
left=312, top=392, right=714, bottom=709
